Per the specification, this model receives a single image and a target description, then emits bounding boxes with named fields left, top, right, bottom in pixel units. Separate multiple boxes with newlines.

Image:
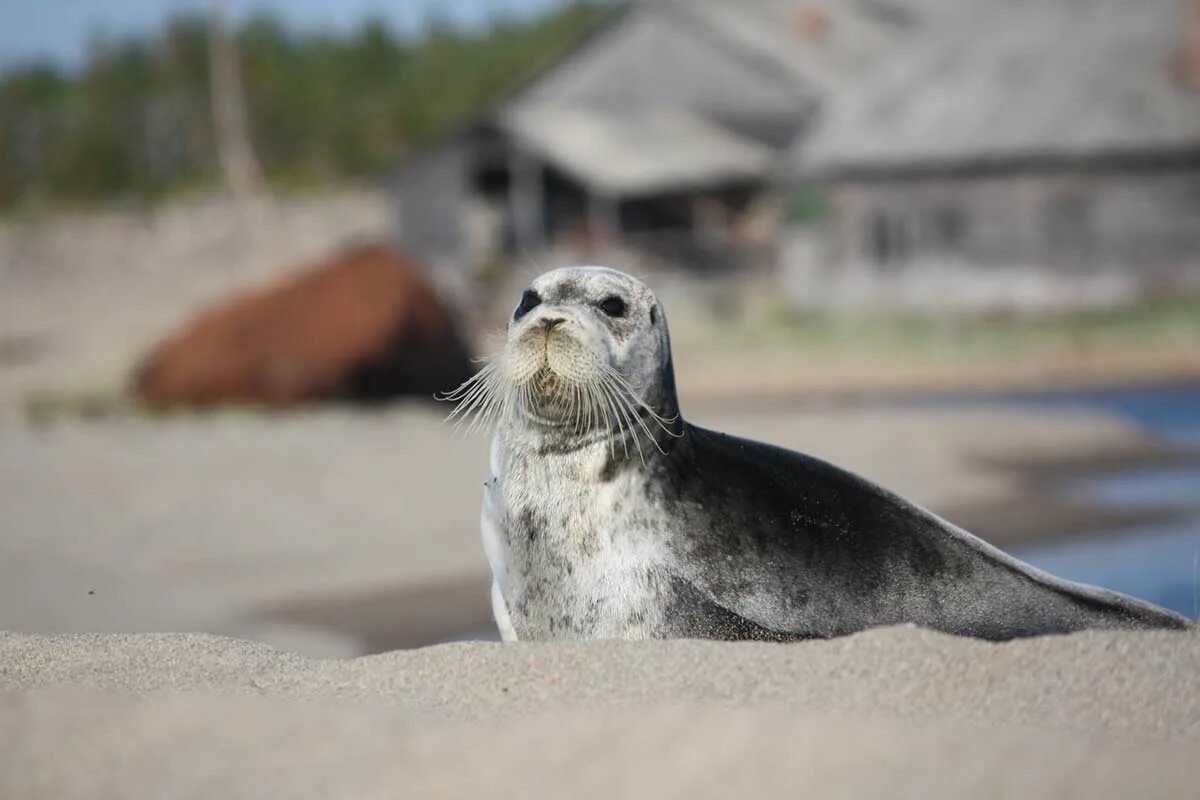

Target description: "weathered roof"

left=499, top=103, right=774, bottom=197
left=798, top=0, right=1200, bottom=175
left=669, top=0, right=938, bottom=93
left=511, top=1, right=932, bottom=149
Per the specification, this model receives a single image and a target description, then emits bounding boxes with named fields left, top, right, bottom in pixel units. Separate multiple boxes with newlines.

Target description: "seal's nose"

left=539, top=316, right=566, bottom=331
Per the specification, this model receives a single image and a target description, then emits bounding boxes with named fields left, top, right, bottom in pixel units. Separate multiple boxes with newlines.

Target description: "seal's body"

left=446, top=267, right=1191, bottom=642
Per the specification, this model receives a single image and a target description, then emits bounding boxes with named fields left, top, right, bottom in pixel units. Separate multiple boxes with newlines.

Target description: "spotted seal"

left=442, top=267, right=1191, bottom=641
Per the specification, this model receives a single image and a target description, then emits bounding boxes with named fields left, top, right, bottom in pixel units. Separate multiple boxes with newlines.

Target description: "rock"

left=132, top=245, right=474, bottom=408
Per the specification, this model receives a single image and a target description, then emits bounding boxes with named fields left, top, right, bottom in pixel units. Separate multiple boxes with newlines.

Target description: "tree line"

left=0, top=2, right=615, bottom=209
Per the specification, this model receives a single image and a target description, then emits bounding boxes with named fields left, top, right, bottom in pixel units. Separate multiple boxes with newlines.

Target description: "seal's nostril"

left=539, top=317, right=566, bottom=331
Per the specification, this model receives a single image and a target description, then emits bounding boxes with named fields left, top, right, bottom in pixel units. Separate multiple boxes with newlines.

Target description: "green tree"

left=0, top=1, right=618, bottom=208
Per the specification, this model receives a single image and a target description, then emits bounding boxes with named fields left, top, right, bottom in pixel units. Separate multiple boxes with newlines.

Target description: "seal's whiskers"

left=601, top=364, right=682, bottom=437
left=597, top=374, right=647, bottom=463
left=437, top=357, right=517, bottom=436
left=439, top=319, right=676, bottom=467
left=610, top=374, right=661, bottom=461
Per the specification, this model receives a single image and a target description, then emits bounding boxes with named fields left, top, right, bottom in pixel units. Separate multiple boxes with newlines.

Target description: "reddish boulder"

left=134, top=245, right=474, bottom=408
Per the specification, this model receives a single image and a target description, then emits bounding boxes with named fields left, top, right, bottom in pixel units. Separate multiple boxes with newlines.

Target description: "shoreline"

left=945, top=441, right=1199, bottom=548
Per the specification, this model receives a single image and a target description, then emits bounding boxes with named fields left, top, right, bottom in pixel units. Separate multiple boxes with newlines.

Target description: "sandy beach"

left=2, top=627, right=1197, bottom=798
left=6, top=398, right=1194, bottom=799
left=3, top=196, right=1198, bottom=797
left=4, top=276, right=1198, bottom=800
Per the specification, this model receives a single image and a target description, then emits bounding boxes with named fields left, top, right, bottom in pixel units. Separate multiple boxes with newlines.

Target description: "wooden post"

left=208, top=0, right=272, bottom=244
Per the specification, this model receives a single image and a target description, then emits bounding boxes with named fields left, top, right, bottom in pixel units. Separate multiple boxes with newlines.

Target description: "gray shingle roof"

left=797, top=0, right=1200, bottom=175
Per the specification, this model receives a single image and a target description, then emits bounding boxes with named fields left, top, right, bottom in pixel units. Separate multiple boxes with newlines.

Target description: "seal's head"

left=442, top=267, right=680, bottom=454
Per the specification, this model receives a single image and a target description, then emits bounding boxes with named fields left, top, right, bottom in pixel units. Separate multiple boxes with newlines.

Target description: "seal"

left=442, top=266, right=1192, bottom=642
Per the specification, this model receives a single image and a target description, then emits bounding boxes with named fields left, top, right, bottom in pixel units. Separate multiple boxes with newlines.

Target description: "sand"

left=2, top=627, right=1198, bottom=798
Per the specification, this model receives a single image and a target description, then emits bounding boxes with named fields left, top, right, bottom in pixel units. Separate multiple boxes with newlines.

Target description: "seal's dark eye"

left=599, top=296, right=626, bottom=318
left=514, top=290, right=541, bottom=321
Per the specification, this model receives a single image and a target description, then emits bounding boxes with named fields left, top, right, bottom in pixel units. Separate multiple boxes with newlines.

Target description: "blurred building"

left=395, top=0, right=1200, bottom=309
left=395, top=0, right=916, bottom=277
left=793, top=0, right=1200, bottom=309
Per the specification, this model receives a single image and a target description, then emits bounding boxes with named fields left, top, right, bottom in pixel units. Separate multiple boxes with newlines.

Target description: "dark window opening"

left=472, top=164, right=510, bottom=196
left=932, top=206, right=969, bottom=252
left=866, top=211, right=911, bottom=269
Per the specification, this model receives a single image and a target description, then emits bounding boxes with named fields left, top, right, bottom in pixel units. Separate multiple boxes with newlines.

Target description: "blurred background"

left=1, top=0, right=1197, bottom=656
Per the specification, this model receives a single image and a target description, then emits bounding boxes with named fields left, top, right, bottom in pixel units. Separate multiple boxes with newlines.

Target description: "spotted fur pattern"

left=474, top=267, right=1191, bottom=642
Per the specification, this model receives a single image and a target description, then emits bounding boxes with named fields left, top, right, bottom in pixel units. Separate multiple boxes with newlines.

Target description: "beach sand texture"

left=2, top=627, right=1198, bottom=799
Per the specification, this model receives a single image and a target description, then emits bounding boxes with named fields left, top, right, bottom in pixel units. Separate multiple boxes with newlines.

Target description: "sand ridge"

left=3, top=627, right=1198, bottom=734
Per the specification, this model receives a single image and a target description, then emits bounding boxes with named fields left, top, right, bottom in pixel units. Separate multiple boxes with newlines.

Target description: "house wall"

left=521, top=6, right=809, bottom=146
left=823, top=167, right=1200, bottom=277
left=780, top=165, right=1200, bottom=311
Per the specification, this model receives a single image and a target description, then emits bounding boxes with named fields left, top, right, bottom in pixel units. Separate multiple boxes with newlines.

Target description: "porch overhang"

left=499, top=103, right=774, bottom=198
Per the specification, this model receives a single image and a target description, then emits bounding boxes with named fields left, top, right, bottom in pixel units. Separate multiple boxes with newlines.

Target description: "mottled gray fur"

left=468, top=267, right=1191, bottom=642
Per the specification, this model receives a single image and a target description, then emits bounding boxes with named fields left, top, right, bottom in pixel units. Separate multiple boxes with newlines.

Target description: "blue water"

left=992, top=383, right=1200, bottom=619
left=1015, top=523, right=1199, bottom=620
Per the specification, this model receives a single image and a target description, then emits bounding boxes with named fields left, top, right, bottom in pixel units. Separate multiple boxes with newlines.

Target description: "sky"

left=0, top=0, right=567, bottom=70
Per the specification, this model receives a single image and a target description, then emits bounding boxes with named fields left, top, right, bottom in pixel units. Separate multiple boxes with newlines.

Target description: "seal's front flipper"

left=492, top=581, right=518, bottom=642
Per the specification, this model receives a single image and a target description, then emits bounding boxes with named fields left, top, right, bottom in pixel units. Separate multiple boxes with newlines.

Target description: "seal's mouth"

left=505, top=326, right=607, bottom=426
left=531, top=365, right=561, bottom=395
left=523, top=365, right=574, bottom=424
left=516, top=371, right=571, bottom=431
